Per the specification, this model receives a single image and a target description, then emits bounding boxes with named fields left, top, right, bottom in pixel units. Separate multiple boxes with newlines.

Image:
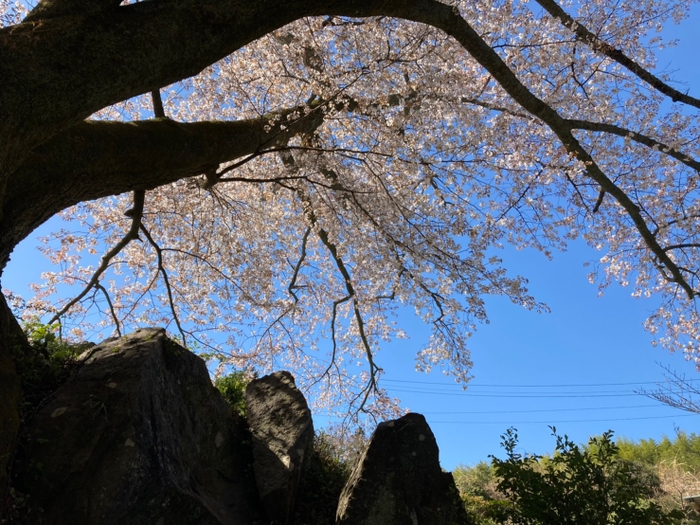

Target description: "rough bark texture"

left=12, top=328, right=263, bottom=525
left=336, top=412, right=471, bottom=525
left=0, top=0, right=404, bottom=178
left=246, top=371, right=314, bottom=525
left=0, top=0, right=497, bottom=272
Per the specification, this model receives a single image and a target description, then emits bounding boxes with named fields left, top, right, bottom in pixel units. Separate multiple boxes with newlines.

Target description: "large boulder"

left=13, top=328, right=262, bottom=524
left=336, top=412, right=471, bottom=525
left=245, top=371, right=314, bottom=525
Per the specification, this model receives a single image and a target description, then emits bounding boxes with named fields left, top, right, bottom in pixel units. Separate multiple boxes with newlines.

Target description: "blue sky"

left=378, top=242, right=700, bottom=469
left=3, top=2, right=700, bottom=472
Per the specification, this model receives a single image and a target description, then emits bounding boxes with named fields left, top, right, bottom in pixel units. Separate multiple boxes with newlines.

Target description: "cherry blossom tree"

left=1, top=0, right=699, bottom=503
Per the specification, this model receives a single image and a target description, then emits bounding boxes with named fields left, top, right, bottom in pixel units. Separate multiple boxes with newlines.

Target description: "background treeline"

left=454, top=428, right=700, bottom=525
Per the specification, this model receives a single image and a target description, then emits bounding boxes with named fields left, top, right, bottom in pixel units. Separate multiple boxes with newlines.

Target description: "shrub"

left=214, top=370, right=253, bottom=417
left=453, top=462, right=509, bottom=524
left=490, top=427, right=685, bottom=525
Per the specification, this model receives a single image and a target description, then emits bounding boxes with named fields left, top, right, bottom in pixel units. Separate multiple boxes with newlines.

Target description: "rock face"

left=245, top=371, right=314, bottom=525
left=13, top=328, right=262, bottom=525
left=9, top=328, right=472, bottom=525
left=0, top=294, right=24, bottom=517
left=336, top=412, right=471, bottom=525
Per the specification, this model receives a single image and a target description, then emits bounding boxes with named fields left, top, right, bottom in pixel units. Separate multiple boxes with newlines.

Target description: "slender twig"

left=95, top=282, right=122, bottom=337
left=640, top=364, right=700, bottom=414
left=663, top=243, right=700, bottom=253
left=325, top=295, right=352, bottom=380
left=461, top=98, right=700, bottom=173
left=139, top=225, right=187, bottom=347
left=287, top=227, right=311, bottom=304
left=567, top=119, right=700, bottom=173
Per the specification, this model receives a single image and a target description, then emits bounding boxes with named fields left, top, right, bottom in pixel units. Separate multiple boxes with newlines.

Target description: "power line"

left=427, top=414, right=698, bottom=425
left=383, top=378, right=692, bottom=388
left=316, top=413, right=696, bottom=424
left=420, top=404, right=663, bottom=414
left=389, top=387, right=642, bottom=398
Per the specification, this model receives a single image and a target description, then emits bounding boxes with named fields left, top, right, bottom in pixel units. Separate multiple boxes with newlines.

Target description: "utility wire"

left=428, top=414, right=698, bottom=425
left=383, top=378, right=697, bottom=388
left=389, top=387, right=641, bottom=398
left=423, top=404, right=663, bottom=414
left=317, top=413, right=696, bottom=424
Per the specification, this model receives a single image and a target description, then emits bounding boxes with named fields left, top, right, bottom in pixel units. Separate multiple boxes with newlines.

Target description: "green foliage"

left=490, top=427, right=685, bottom=525
left=459, top=494, right=507, bottom=525
left=214, top=370, right=253, bottom=417
left=294, top=431, right=352, bottom=525
left=454, top=461, right=498, bottom=499
left=12, top=320, right=89, bottom=420
left=617, top=432, right=700, bottom=475
left=454, top=461, right=508, bottom=524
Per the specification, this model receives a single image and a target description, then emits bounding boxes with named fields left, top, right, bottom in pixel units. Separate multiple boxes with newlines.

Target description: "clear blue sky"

left=3, top=3, right=700, bottom=472
left=378, top=243, right=700, bottom=469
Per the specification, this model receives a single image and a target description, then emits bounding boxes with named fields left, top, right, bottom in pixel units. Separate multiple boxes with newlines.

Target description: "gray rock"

left=14, top=328, right=262, bottom=525
left=245, top=371, right=314, bottom=525
left=336, top=412, right=471, bottom=525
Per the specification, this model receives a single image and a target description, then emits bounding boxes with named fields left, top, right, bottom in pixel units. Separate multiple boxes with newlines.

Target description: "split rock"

left=336, top=412, right=471, bottom=525
left=246, top=371, right=314, bottom=525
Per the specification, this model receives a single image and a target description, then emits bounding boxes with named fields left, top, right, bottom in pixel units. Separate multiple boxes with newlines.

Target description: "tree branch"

left=47, top=190, right=144, bottom=326
left=566, top=119, right=700, bottom=173
left=287, top=226, right=311, bottom=304
left=95, top=281, right=122, bottom=337
left=0, top=102, right=330, bottom=268
left=640, top=364, right=700, bottom=414
left=0, top=0, right=400, bottom=174
left=24, top=0, right=120, bottom=23
left=534, top=0, right=700, bottom=108
left=386, top=0, right=696, bottom=298
left=139, top=225, right=188, bottom=347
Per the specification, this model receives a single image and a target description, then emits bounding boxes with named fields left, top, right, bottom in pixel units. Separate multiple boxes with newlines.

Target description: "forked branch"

left=47, top=190, right=144, bottom=327
left=139, top=225, right=188, bottom=346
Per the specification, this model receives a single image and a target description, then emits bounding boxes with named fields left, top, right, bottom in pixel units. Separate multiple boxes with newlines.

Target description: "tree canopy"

left=1, top=0, right=699, bottom=434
